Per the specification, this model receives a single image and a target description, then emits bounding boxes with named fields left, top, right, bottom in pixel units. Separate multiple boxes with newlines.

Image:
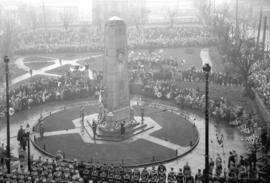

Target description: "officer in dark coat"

left=120, top=121, right=125, bottom=136
left=92, top=120, right=97, bottom=140
left=140, top=106, right=144, bottom=124
left=17, top=125, right=25, bottom=147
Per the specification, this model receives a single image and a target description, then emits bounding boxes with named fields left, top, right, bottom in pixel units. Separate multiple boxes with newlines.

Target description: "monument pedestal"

left=111, top=106, right=130, bottom=122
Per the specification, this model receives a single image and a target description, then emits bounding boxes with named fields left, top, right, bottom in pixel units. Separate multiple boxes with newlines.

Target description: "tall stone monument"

left=103, top=17, right=130, bottom=123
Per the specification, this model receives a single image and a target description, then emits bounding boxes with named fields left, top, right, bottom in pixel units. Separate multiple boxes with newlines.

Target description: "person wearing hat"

left=17, top=125, right=25, bottom=148
left=168, top=168, right=176, bottom=183
left=76, top=168, right=82, bottom=177
left=141, top=167, right=149, bottom=183
left=91, top=120, right=97, bottom=140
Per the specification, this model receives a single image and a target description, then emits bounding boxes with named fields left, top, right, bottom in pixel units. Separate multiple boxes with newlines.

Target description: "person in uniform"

left=29, top=69, right=33, bottom=77
left=91, top=120, right=97, bottom=140
left=176, top=168, right=185, bottom=183
left=80, top=106, right=85, bottom=122
left=140, top=106, right=144, bottom=124
left=132, top=168, right=140, bottom=183
left=17, top=125, right=25, bottom=148
left=168, top=168, right=176, bottom=183
left=141, top=167, right=149, bottom=183
left=120, top=121, right=125, bottom=136
left=195, top=169, right=203, bottom=183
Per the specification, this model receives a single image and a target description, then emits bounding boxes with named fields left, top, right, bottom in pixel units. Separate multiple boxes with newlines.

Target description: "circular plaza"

left=31, top=99, right=199, bottom=167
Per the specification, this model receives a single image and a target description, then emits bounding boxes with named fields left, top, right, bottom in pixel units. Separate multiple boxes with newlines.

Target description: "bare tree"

left=29, top=6, right=38, bottom=31
left=0, top=15, right=19, bottom=82
left=18, top=4, right=38, bottom=31
left=166, top=7, right=178, bottom=28
left=1, top=16, right=18, bottom=57
left=59, top=9, right=74, bottom=31
left=128, top=6, right=149, bottom=30
left=224, top=37, right=259, bottom=93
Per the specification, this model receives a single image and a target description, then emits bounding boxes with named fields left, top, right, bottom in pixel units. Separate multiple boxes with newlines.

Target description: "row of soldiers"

left=77, top=162, right=200, bottom=183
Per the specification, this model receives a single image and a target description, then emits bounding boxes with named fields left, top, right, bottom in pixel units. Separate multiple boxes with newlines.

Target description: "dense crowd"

left=16, top=27, right=217, bottom=54
left=128, top=51, right=243, bottom=87
left=128, top=51, right=245, bottom=122
left=0, top=70, right=102, bottom=117
left=0, top=31, right=267, bottom=181
left=0, top=150, right=262, bottom=183
left=250, top=56, right=270, bottom=108
left=0, top=51, right=260, bottom=147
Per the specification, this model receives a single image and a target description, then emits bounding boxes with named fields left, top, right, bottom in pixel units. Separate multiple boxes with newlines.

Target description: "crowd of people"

left=0, top=21, right=268, bottom=181
left=250, top=56, right=270, bottom=108
left=16, top=26, right=217, bottom=54
left=0, top=150, right=263, bottom=183
left=0, top=70, right=102, bottom=117
left=128, top=51, right=243, bottom=87
left=127, top=50, right=261, bottom=150
left=0, top=51, right=261, bottom=150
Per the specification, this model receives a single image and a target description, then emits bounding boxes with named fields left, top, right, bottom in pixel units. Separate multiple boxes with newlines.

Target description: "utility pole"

left=262, top=16, right=267, bottom=57
left=235, top=0, right=239, bottom=41
left=257, top=8, right=263, bottom=49
left=42, top=0, right=47, bottom=30
left=203, top=63, right=211, bottom=183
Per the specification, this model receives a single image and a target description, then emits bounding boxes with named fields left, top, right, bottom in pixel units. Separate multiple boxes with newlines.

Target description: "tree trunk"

left=242, top=72, right=251, bottom=96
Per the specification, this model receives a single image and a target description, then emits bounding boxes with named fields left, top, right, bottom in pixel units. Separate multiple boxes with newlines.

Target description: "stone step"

left=97, top=124, right=148, bottom=138
left=95, top=126, right=154, bottom=142
left=98, top=122, right=140, bottom=135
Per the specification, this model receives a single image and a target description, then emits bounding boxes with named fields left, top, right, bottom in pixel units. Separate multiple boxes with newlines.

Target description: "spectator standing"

left=39, top=122, right=44, bottom=139
left=17, top=125, right=25, bottom=148
left=176, top=168, right=185, bottom=183
left=91, top=120, right=97, bottom=140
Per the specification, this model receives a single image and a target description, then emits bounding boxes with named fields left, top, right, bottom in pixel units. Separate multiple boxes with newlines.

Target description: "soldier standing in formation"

left=140, top=106, right=144, bottom=124
left=91, top=120, right=97, bottom=140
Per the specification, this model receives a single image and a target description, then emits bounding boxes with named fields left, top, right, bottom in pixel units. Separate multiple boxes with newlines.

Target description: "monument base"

left=112, top=106, right=130, bottom=122
left=99, top=106, right=130, bottom=132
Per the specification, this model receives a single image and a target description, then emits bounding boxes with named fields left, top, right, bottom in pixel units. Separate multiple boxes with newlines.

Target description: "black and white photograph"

left=0, top=0, right=269, bottom=182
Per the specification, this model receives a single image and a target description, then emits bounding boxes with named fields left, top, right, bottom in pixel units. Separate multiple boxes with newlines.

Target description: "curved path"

left=12, top=54, right=102, bottom=85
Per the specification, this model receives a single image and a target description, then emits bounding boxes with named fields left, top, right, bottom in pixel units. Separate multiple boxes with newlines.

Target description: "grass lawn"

left=134, top=47, right=202, bottom=71
left=23, top=56, right=55, bottom=62
left=35, top=103, right=197, bottom=164
left=24, top=61, right=55, bottom=70
left=35, top=52, right=102, bottom=60
left=77, top=56, right=103, bottom=71
left=43, top=105, right=98, bottom=132
left=47, top=65, right=71, bottom=75
left=35, top=134, right=175, bottom=165
left=134, top=106, right=198, bottom=147
left=9, top=63, right=27, bottom=78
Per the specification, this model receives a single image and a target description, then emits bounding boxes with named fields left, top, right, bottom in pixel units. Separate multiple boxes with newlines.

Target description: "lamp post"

left=25, top=125, right=31, bottom=172
left=4, top=55, right=10, bottom=173
left=203, top=63, right=211, bottom=183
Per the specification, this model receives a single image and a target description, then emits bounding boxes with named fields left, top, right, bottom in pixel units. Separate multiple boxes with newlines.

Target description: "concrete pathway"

left=12, top=55, right=102, bottom=85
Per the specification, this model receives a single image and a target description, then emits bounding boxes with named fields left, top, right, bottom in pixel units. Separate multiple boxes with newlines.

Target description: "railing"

left=30, top=97, right=200, bottom=168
